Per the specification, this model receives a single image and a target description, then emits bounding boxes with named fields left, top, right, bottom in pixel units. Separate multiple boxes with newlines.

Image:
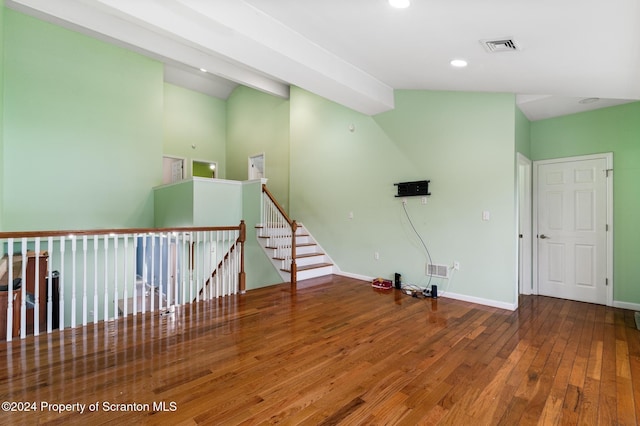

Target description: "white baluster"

left=93, top=235, right=98, bottom=324
left=181, top=233, right=187, bottom=305
left=140, top=234, right=148, bottom=313
left=82, top=235, right=88, bottom=326
left=59, top=236, right=65, bottom=330
left=150, top=235, right=155, bottom=312
left=188, top=233, right=193, bottom=303
left=47, top=236, right=53, bottom=333
left=20, top=238, right=27, bottom=338
left=103, top=235, right=109, bottom=321
left=6, top=239, right=14, bottom=342
left=158, top=234, right=163, bottom=311
left=172, top=233, right=177, bottom=306
left=34, top=238, right=41, bottom=336
left=133, top=235, right=139, bottom=316
left=195, top=232, right=200, bottom=303
left=141, top=236, right=146, bottom=314
left=71, top=235, right=77, bottom=328
left=113, top=234, right=119, bottom=320
left=123, top=235, right=129, bottom=317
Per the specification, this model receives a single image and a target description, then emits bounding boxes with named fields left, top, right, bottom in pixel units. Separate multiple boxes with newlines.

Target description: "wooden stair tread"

left=258, top=234, right=310, bottom=239
left=281, top=262, right=333, bottom=272
left=273, top=252, right=324, bottom=261
left=266, top=242, right=317, bottom=250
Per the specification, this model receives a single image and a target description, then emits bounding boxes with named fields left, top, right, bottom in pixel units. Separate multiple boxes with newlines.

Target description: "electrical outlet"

left=374, top=252, right=380, bottom=260
left=454, top=261, right=460, bottom=270
left=421, top=196, right=427, bottom=205
left=348, top=211, right=354, bottom=219
left=402, top=198, right=407, bottom=205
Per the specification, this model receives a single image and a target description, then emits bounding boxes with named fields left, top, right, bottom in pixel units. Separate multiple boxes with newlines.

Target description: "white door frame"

left=248, top=153, right=265, bottom=180
left=517, top=153, right=532, bottom=295
left=532, top=152, right=613, bottom=306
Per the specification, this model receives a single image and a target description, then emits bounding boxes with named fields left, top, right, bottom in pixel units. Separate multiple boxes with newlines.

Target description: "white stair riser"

left=294, top=255, right=327, bottom=267
left=296, top=245, right=321, bottom=255
left=263, top=235, right=312, bottom=246
left=296, top=266, right=334, bottom=280
left=259, top=229, right=309, bottom=238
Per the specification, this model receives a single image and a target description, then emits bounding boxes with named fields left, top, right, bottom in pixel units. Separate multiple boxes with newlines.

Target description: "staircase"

left=256, top=223, right=334, bottom=282
left=258, top=184, right=334, bottom=284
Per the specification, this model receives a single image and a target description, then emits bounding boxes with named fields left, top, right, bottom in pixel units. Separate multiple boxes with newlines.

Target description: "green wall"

left=193, top=179, right=242, bottom=226
left=226, top=86, right=290, bottom=212
left=531, top=102, right=640, bottom=305
left=2, top=10, right=163, bottom=231
left=289, top=88, right=518, bottom=307
left=163, top=83, right=226, bottom=179
left=154, top=180, right=195, bottom=228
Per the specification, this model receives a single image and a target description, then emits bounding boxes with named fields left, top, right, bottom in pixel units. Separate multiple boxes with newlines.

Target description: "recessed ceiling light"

left=450, top=59, right=468, bottom=68
left=389, top=0, right=410, bottom=9
left=199, top=68, right=207, bottom=73
left=578, top=97, right=600, bottom=104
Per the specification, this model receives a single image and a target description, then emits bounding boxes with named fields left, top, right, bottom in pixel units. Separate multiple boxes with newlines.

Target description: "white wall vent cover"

left=427, top=263, right=449, bottom=279
left=481, top=38, right=520, bottom=53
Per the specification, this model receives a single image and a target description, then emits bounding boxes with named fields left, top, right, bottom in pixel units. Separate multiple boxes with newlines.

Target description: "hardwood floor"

left=0, top=275, right=638, bottom=425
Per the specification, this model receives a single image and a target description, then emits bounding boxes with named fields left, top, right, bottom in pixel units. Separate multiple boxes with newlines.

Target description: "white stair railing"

left=198, top=228, right=244, bottom=301
left=0, top=222, right=246, bottom=341
left=261, top=184, right=297, bottom=286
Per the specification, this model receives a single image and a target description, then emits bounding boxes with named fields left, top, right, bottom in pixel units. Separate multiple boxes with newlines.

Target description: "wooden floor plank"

left=0, top=276, right=638, bottom=425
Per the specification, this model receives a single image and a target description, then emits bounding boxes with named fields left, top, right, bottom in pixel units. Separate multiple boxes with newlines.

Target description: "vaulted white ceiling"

left=7, top=0, right=640, bottom=120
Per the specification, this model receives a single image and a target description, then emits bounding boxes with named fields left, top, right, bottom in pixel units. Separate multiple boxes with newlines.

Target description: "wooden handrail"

left=262, top=184, right=293, bottom=226
left=0, top=225, right=242, bottom=239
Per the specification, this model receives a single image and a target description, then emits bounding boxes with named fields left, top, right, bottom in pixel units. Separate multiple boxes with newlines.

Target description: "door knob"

left=539, top=234, right=550, bottom=239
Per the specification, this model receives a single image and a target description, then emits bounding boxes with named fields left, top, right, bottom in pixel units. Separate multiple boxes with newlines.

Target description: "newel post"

left=291, top=220, right=297, bottom=289
left=239, top=220, right=246, bottom=293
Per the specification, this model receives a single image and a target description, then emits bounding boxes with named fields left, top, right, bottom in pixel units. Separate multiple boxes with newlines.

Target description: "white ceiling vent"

left=481, top=38, right=520, bottom=53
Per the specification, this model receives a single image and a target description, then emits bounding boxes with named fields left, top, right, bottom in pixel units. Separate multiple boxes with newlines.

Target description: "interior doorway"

left=162, top=156, right=185, bottom=184
left=193, top=160, right=218, bottom=179
left=533, top=153, right=613, bottom=306
left=249, top=153, right=265, bottom=180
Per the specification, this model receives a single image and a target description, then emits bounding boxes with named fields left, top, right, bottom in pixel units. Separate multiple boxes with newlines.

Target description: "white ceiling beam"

left=94, top=0, right=395, bottom=114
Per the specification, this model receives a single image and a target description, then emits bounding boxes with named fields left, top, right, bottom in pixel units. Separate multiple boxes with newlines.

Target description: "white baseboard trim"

left=335, top=270, right=373, bottom=283
left=337, top=271, right=517, bottom=310
left=441, top=291, right=517, bottom=311
left=613, top=300, right=640, bottom=311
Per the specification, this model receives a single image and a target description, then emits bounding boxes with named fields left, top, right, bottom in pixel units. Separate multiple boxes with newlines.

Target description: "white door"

left=162, top=156, right=184, bottom=184
left=534, top=154, right=612, bottom=305
left=248, top=153, right=265, bottom=180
